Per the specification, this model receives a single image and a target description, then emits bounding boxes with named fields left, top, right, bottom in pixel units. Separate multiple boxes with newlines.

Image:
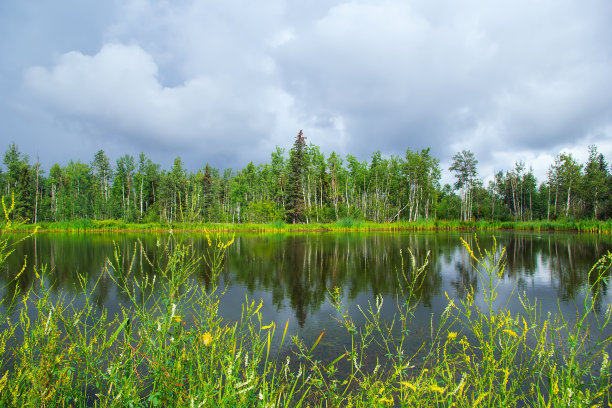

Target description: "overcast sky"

left=1, top=0, right=611, bottom=185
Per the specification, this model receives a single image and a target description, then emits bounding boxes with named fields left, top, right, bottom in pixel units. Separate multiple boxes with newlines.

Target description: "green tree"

left=581, top=145, right=609, bottom=219
left=2, top=143, right=34, bottom=221
left=449, top=150, right=478, bottom=221
left=557, top=153, right=582, bottom=219
left=113, top=154, right=136, bottom=220
left=286, top=130, right=307, bottom=224
left=64, top=161, right=94, bottom=219
left=91, top=149, right=113, bottom=219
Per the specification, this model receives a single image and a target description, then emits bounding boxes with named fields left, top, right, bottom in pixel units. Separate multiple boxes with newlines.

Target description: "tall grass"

left=0, top=196, right=611, bottom=406
left=14, top=219, right=612, bottom=234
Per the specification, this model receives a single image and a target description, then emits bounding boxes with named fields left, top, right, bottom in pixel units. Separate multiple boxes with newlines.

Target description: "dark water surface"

left=3, top=231, right=612, bottom=359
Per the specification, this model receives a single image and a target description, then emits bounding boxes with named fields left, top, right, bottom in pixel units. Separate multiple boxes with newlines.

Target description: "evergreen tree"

left=2, top=143, right=33, bottom=220
left=286, top=130, right=307, bottom=224
left=581, top=145, right=609, bottom=219
left=202, top=164, right=213, bottom=221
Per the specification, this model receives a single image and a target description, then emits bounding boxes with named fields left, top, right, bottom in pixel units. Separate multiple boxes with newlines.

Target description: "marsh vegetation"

left=0, top=199, right=611, bottom=406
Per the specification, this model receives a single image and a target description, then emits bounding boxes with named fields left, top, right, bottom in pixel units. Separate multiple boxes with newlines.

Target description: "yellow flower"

left=447, top=332, right=457, bottom=341
left=202, top=332, right=212, bottom=346
left=429, top=384, right=446, bottom=394
left=503, top=329, right=518, bottom=337
left=400, top=381, right=416, bottom=392
left=261, top=322, right=275, bottom=330
left=174, top=316, right=182, bottom=323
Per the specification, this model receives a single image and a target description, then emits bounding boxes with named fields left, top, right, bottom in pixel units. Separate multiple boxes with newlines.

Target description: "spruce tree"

left=202, top=164, right=213, bottom=221
left=286, top=130, right=307, bottom=224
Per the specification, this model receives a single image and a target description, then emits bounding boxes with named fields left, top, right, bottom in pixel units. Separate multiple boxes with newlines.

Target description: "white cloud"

left=8, top=0, right=612, bottom=176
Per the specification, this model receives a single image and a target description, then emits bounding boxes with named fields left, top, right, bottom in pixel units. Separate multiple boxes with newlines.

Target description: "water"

left=3, top=231, right=612, bottom=360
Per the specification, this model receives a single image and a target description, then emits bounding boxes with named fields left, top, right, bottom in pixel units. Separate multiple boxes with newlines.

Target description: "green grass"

left=1, top=197, right=611, bottom=407
left=12, top=218, right=612, bottom=234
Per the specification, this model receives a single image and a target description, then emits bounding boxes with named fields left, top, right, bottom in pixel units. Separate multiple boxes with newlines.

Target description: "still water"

left=3, top=231, right=612, bottom=358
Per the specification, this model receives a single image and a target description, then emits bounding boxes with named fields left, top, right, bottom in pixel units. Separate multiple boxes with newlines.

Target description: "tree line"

left=2, top=133, right=611, bottom=224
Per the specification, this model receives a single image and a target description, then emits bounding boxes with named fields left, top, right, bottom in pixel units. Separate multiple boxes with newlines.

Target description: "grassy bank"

left=0, top=207, right=611, bottom=406
left=11, top=218, right=612, bottom=234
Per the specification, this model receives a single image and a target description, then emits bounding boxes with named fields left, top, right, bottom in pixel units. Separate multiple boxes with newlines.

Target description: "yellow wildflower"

left=174, top=316, right=182, bottom=323
left=503, top=329, right=518, bottom=337
left=253, top=300, right=262, bottom=315
left=429, top=384, right=446, bottom=394
left=400, top=381, right=416, bottom=392
left=447, top=332, right=457, bottom=341
left=261, top=322, right=275, bottom=330
left=202, top=332, right=212, bottom=346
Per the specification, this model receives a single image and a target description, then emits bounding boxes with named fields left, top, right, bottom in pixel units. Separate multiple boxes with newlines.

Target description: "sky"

left=1, top=0, right=611, bottom=186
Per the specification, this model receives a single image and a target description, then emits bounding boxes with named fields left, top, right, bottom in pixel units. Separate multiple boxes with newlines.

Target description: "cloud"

left=276, top=0, right=612, bottom=176
left=23, top=42, right=300, bottom=168
left=11, top=0, right=612, bottom=181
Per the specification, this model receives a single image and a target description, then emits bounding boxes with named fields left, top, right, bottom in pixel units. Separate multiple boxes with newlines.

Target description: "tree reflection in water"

left=3, top=232, right=612, bottom=331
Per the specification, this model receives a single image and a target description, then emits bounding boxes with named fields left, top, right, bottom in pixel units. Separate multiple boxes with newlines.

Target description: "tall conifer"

left=286, top=130, right=307, bottom=223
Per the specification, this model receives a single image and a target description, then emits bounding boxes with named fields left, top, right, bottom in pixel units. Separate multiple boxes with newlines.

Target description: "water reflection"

left=3, top=232, right=612, bottom=331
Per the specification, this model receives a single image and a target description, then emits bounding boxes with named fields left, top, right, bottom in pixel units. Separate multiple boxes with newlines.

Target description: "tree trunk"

left=547, top=184, right=550, bottom=221
left=34, top=157, right=40, bottom=224
left=565, top=182, right=571, bottom=219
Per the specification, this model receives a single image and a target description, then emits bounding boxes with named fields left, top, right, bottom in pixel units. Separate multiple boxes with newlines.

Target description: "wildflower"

left=552, top=377, right=559, bottom=395
left=202, top=332, right=212, bottom=346
left=451, top=373, right=466, bottom=395
left=237, top=384, right=255, bottom=395
left=261, top=322, right=275, bottom=330
left=44, top=308, right=53, bottom=335
left=503, top=329, right=518, bottom=337
left=174, top=316, right=182, bottom=323
left=205, top=231, right=212, bottom=247
left=400, top=381, right=416, bottom=392
left=447, top=332, right=457, bottom=341
left=601, top=352, right=609, bottom=376
left=259, top=392, right=264, bottom=400
left=253, top=300, right=263, bottom=315
left=429, top=384, right=446, bottom=394
left=444, top=292, right=457, bottom=309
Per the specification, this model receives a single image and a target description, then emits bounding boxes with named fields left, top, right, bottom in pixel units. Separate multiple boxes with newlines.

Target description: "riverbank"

left=10, top=218, right=612, bottom=234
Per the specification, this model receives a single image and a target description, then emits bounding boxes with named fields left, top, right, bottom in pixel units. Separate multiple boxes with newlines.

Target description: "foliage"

left=286, top=130, right=307, bottom=224
left=2, top=140, right=612, bottom=225
left=0, top=227, right=610, bottom=406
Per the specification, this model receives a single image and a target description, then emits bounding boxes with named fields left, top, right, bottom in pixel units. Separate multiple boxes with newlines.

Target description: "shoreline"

left=8, top=219, right=612, bottom=234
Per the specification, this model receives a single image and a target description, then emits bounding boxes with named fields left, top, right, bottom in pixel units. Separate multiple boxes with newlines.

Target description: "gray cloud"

left=2, top=0, right=612, bottom=181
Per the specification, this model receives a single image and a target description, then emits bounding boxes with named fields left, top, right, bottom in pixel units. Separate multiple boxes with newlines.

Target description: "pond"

left=3, top=230, right=612, bottom=363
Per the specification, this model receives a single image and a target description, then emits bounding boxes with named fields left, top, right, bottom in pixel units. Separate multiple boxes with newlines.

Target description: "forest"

left=2, top=132, right=611, bottom=225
